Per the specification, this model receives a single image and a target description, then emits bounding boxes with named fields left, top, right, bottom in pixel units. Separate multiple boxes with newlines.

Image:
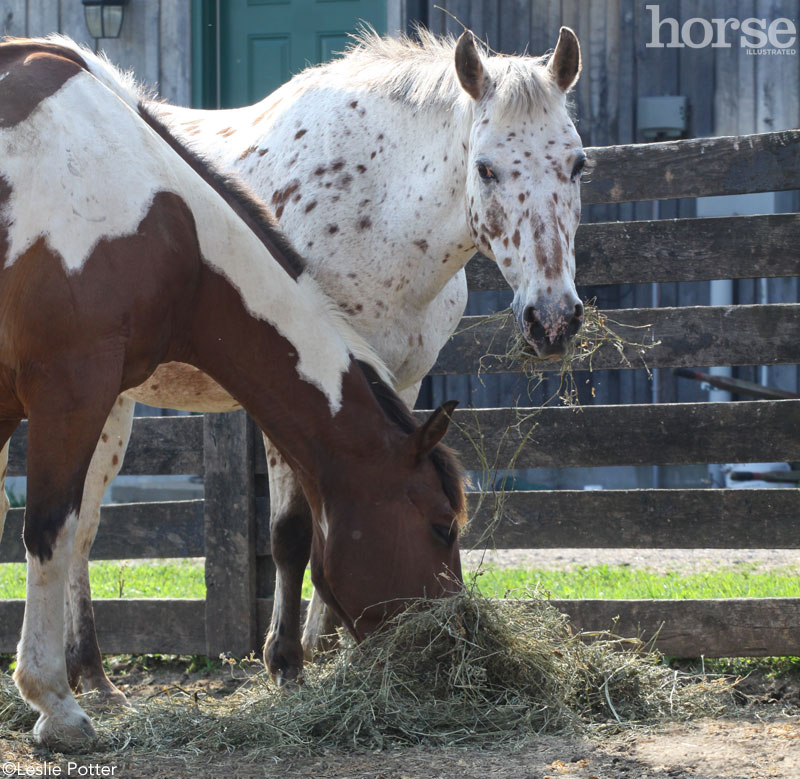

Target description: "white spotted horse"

left=0, top=38, right=465, bottom=750
left=0, top=28, right=585, bottom=700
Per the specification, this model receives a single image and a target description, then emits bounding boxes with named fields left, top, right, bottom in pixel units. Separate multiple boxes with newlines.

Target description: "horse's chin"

left=524, top=338, right=568, bottom=361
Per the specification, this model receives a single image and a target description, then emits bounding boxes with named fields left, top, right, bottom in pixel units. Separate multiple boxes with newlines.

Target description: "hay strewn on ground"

left=1, top=590, right=730, bottom=758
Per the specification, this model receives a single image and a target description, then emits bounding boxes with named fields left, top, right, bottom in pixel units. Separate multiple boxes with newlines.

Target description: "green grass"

left=0, top=560, right=205, bottom=600
left=0, top=560, right=798, bottom=601
left=471, top=563, right=800, bottom=600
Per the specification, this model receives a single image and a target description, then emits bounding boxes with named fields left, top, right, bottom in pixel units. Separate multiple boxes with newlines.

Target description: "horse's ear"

left=548, top=26, right=581, bottom=92
left=407, top=400, right=458, bottom=463
left=454, top=31, right=489, bottom=101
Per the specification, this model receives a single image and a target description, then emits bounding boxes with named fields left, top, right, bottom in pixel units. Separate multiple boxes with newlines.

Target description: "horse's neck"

left=186, top=232, right=389, bottom=479
left=160, top=91, right=476, bottom=308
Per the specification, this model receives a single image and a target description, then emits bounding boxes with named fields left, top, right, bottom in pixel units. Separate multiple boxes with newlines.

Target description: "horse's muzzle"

left=521, top=299, right=584, bottom=357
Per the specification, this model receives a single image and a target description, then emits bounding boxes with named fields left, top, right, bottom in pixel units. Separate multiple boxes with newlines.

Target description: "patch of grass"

left=0, top=559, right=204, bottom=600
left=2, top=561, right=797, bottom=601
left=471, top=563, right=800, bottom=600
left=697, top=655, right=800, bottom=680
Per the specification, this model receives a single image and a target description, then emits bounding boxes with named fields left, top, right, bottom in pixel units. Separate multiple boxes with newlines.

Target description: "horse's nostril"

left=574, top=301, right=584, bottom=320
left=523, top=305, right=536, bottom=324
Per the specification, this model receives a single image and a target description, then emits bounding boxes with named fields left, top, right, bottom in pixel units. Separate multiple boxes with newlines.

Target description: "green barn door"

left=214, top=0, right=386, bottom=108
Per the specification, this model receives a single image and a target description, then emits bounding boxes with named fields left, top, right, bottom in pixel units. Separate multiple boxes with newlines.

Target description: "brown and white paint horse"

left=0, top=39, right=465, bottom=750
left=0, top=28, right=584, bottom=703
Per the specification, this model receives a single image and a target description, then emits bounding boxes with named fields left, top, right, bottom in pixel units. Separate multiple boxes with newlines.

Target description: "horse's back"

left=0, top=41, right=204, bottom=408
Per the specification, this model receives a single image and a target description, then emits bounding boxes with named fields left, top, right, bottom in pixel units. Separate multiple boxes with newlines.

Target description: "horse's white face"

left=457, top=29, right=585, bottom=357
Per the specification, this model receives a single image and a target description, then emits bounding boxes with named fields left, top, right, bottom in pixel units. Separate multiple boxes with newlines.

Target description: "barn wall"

left=425, top=0, right=800, bottom=409
left=0, top=0, right=192, bottom=105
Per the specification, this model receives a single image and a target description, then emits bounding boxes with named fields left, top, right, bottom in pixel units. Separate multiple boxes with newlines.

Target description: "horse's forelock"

left=329, top=27, right=562, bottom=121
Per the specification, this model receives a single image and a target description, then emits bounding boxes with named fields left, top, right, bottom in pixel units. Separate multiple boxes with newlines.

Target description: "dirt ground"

left=2, top=657, right=798, bottom=779
left=3, top=549, right=799, bottom=777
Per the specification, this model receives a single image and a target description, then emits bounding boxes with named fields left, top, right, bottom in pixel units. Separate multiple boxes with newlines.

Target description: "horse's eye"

left=571, top=155, right=586, bottom=181
left=476, top=162, right=496, bottom=182
left=431, top=523, right=456, bottom=546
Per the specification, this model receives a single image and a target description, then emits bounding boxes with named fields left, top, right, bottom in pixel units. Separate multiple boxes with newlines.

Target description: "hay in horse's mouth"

left=468, top=302, right=658, bottom=393
left=1, top=589, right=731, bottom=758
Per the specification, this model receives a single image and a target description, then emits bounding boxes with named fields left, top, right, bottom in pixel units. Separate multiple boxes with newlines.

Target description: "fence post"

left=203, top=410, right=257, bottom=657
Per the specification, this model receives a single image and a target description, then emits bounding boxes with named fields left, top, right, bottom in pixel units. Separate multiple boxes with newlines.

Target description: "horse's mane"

left=316, top=27, right=563, bottom=119
left=358, top=361, right=467, bottom=529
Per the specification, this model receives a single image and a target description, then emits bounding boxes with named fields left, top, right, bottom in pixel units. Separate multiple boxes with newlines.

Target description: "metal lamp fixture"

left=82, top=0, right=129, bottom=39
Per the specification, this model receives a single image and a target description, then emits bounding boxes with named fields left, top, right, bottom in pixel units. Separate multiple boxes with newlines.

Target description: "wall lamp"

left=82, top=0, right=129, bottom=39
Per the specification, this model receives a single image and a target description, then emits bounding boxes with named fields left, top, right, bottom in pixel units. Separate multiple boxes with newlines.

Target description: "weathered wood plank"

left=203, top=411, right=257, bottom=657
left=464, top=489, right=800, bottom=549
left=7, top=415, right=204, bottom=477
left=0, top=500, right=204, bottom=563
left=414, top=400, right=800, bottom=469
left=582, top=130, right=800, bottom=204
left=0, top=598, right=207, bottom=654
left=159, top=0, right=191, bottom=106
left=256, top=399, right=800, bottom=470
left=465, top=214, right=800, bottom=291
left=433, top=304, right=800, bottom=375
left=552, top=598, right=800, bottom=658
left=26, top=0, right=59, bottom=36
left=2, top=596, right=796, bottom=657
left=0, top=0, right=26, bottom=36
left=2, top=487, right=794, bottom=563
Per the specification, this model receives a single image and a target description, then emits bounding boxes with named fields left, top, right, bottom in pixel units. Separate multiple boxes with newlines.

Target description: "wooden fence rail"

left=1, top=128, right=799, bottom=658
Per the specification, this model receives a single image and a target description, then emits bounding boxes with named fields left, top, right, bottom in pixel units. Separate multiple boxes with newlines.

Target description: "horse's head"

left=458, top=28, right=584, bottom=358
left=307, top=391, right=464, bottom=640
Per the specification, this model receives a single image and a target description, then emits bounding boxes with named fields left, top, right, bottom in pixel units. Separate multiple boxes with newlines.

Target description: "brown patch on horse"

left=357, top=362, right=466, bottom=527
left=238, top=145, right=258, bottom=161
left=3, top=191, right=202, bottom=560
left=252, top=99, right=282, bottom=126
left=271, top=180, right=301, bottom=220
left=0, top=42, right=88, bottom=128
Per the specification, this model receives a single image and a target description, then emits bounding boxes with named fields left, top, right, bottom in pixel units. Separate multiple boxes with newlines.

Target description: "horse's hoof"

left=34, top=709, right=96, bottom=752
left=90, top=680, right=128, bottom=709
left=83, top=684, right=129, bottom=712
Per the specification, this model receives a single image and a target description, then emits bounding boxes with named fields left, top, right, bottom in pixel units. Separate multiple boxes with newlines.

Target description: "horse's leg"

left=262, top=437, right=313, bottom=685
left=13, top=360, right=122, bottom=750
left=64, top=395, right=135, bottom=705
left=300, top=381, right=425, bottom=659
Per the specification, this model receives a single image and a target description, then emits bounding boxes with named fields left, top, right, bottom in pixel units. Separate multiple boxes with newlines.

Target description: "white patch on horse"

left=0, top=66, right=371, bottom=413
left=0, top=75, right=162, bottom=273
left=14, top=510, right=95, bottom=746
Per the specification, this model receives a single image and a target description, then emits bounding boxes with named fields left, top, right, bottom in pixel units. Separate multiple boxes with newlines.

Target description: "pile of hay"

left=1, top=590, right=730, bottom=757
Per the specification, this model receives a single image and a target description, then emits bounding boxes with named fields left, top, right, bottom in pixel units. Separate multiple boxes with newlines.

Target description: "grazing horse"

left=0, top=39, right=465, bottom=750
left=0, top=28, right=584, bottom=701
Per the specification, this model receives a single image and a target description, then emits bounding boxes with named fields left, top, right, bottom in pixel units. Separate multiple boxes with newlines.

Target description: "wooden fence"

left=1, top=128, right=799, bottom=658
